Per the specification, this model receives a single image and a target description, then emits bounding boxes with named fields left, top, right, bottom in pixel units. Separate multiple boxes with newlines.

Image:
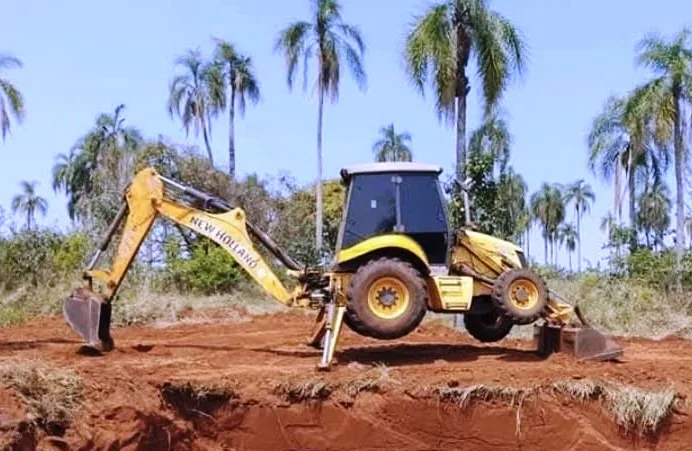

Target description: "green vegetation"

left=0, top=52, right=24, bottom=141
left=1, top=2, right=692, bottom=343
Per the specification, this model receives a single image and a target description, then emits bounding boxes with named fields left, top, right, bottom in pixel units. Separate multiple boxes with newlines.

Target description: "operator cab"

left=336, top=162, right=450, bottom=267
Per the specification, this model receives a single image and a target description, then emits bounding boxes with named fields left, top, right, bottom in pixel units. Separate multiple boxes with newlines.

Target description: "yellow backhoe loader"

left=63, top=163, right=623, bottom=370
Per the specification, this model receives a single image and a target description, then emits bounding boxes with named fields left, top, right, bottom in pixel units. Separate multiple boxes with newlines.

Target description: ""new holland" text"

left=189, top=216, right=260, bottom=269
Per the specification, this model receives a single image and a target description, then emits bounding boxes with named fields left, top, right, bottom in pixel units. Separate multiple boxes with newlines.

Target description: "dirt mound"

left=0, top=310, right=690, bottom=450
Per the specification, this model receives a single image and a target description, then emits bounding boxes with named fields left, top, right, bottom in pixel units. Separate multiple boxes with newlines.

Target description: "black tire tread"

left=491, top=268, right=548, bottom=324
left=463, top=312, right=514, bottom=343
left=344, top=256, right=428, bottom=340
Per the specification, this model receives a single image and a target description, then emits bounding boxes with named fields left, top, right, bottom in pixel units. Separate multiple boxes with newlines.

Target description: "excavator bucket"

left=534, top=322, right=623, bottom=361
left=63, top=287, right=113, bottom=352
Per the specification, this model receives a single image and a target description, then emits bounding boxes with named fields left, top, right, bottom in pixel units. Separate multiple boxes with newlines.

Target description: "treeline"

left=2, top=1, right=692, bottom=299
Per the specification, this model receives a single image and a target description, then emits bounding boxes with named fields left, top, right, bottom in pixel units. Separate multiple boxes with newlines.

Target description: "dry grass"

left=434, top=379, right=680, bottom=436
left=344, top=363, right=396, bottom=397
left=436, top=384, right=531, bottom=409
left=272, top=377, right=335, bottom=403
left=0, top=358, right=83, bottom=428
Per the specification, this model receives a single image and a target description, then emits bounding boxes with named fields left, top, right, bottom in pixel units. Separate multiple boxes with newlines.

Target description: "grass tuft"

left=273, top=377, right=334, bottom=403
left=436, top=384, right=531, bottom=408
left=0, top=359, right=83, bottom=429
left=345, top=363, right=394, bottom=397
left=604, top=384, right=678, bottom=434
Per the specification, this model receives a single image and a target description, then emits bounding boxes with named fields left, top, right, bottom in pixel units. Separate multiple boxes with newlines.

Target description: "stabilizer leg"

left=307, top=307, right=326, bottom=349
left=317, top=303, right=346, bottom=371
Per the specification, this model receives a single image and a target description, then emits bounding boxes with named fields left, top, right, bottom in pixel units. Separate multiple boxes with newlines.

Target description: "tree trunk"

left=544, top=233, right=548, bottom=265
left=315, top=87, right=325, bottom=253
left=674, top=88, right=685, bottom=278
left=229, top=86, right=236, bottom=178
left=549, top=238, right=554, bottom=267
left=456, top=91, right=467, bottom=185
left=576, top=207, right=582, bottom=273
left=526, top=227, right=530, bottom=261
left=627, top=152, right=637, bottom=252
left=614, top=160, right=622, bottom=223
left=202, top=119, right=214, bottom=166
left=569, top=251, right=572, bottom=272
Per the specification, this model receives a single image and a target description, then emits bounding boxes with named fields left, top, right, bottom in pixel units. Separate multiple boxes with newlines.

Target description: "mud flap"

left=534, top=323, right=623, bottom=361
left=63, top=287, right=114, bottom=353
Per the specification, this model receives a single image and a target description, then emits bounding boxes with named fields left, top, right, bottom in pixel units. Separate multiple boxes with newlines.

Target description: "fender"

left=336, top=234, right=429, bottom=269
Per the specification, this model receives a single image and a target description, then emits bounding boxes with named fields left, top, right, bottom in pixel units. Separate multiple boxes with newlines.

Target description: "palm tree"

left=168, top=49, right=224, bottom=165
left=497, top=166, right=527, bottom=242
left=0, top=53, right=25, bottom=142
left=530, top=183, right=565, bottom=266
left=52, top=105, right=142, bottom=221
left=403, top=0, right=526, bottom=185
left=564, top=179, right=595, bottom=272
left=559, top=223, right=578, bottom=272
left=275, top=0, right=367, bottom=252
left=637, top=181, right=671, bottom=250
left=213, top=39, right=261, bottom=178
left=11, top=181, right=47, bottom=230
left=587, top=91, right=670, bottom=252
left=372, top=124, right=413, bottom=162
left=635, top=28, right=692, bottom=270
left=468, top=111, right=511, bottom=176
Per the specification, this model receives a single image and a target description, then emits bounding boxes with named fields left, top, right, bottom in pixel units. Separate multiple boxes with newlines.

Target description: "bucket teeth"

left=63, top=287, right=109, bottom=351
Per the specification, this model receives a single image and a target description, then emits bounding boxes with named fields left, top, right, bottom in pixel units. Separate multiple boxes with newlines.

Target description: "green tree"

left=558, top=222, right=577, bottom=272
left=372, top=123, right=413, bottom=162
left=52, top=105, right=142, bottom=224
left=530, top=183, right=565, bottom=266
left=403, top=0, right=526, bottom=185
left=637, top=181, right=671, bottom=250
left=11, top=181, right=47, bottom=230
left=564, top=179, right=595, bottom=272
left=587, top=91, right=670, bottom=252
left=213, top=39, right=261, bottom=178
left=635, top=28, right=692, bottom=270
left=468, top=111, right=511, bottom=175
left=497, top=166, right=527, bottom=242
left=0, top=53, right=25, bottom=142
left=168, top=49, right=224, bottom=165
left=275, top=0, right=366, bottom=253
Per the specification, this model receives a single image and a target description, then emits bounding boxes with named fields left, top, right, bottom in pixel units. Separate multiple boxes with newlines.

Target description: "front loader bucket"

left=63, top=287, right=114, bottom=352
left=534, top=323, right=623, bottom=361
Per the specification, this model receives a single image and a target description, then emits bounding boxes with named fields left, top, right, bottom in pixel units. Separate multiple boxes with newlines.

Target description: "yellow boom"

left=64, top=167, right=343, bottom=367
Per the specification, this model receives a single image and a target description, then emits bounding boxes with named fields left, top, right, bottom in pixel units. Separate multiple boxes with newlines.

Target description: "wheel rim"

left=366, top=276, right=410, bottom=319
left=507, top=279, right=540, bottom=310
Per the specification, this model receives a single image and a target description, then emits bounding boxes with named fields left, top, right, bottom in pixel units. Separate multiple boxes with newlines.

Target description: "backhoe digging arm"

left=64, top=167, right=330, bottom=354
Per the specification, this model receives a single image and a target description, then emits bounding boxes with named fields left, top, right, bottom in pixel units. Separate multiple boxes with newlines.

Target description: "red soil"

left=0, top=310, right=691, bottom=450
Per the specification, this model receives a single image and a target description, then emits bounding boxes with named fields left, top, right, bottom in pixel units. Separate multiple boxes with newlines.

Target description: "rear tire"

left=463, top=311, right=514, bottom=343
left=345, top=257, right=428, bottom=340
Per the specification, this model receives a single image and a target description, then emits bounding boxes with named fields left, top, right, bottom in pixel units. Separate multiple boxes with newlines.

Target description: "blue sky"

left=1, top=0, right=689, bottom=268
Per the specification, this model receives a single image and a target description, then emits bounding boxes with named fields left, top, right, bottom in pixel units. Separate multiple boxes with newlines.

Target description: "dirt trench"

left=0, top=310, right=691, bottom=450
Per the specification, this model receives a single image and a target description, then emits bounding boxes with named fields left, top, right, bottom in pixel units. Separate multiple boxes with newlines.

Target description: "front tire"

left=345, top=257, right=428, bottom=340
left=492, top=268, right=548, bottom=325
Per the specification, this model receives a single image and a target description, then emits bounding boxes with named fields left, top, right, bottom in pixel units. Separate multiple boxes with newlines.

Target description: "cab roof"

left=339, top=162, right=443, bottom=183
